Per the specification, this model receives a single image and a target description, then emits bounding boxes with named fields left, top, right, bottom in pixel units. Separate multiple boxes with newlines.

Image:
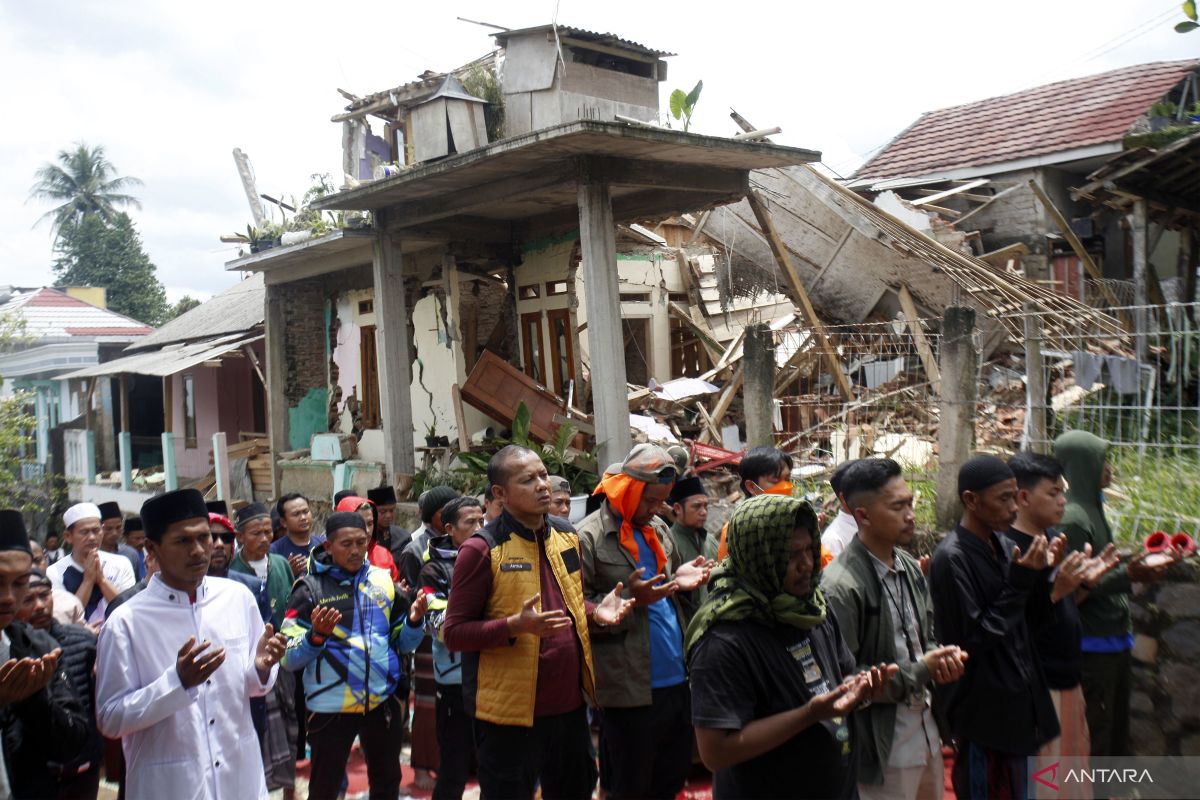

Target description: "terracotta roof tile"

left=855, top=60, right=1199, bottom=182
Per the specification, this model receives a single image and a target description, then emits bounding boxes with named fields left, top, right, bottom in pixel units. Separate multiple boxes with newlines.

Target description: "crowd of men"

left=0, top=426, right=1172, bottom=800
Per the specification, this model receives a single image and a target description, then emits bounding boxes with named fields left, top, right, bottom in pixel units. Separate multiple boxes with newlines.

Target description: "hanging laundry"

left=1072, top=351, right=1104, bottom=391
left=1104, top=355, right=1141, bottom=395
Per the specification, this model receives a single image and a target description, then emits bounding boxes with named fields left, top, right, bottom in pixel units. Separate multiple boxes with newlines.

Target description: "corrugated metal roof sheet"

left=855, top=60, right=1199, bottom=182
left=128, top=272, right=263, bottom=352
left=492, top=24, right=674, bottom=57
left=1, top=288, right=153, bottom=340
left=61, top=333, right=263, bottom=379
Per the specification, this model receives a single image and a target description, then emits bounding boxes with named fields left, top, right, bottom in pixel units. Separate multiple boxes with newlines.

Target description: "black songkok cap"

left=0, top=510, right=31, bottom=554
left=205, top=500, right=230, bottom=517
left=333, top=489, right=357, bottom=506
left=419, top=486, right=461, bottom=524
left=668, top=476, right=707, bottom=505
left=325, top=511, right=367, bottom=537
left=124, top=517, right=143, bottom=535
left=235, top=502, right=271, bottom=529
left=957, top=455, right=1016, bottom=499
left=97, top=501, right=122, bottom=521
left=367, top=486, right=397, bottom=506
left=142, top=489, right=209, bottom=542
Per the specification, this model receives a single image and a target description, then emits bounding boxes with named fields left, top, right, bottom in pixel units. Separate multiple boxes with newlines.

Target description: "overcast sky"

left=1, top=0, right=1194, bottom=303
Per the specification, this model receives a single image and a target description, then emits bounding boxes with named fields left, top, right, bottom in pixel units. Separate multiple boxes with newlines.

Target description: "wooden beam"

left=955, top=182, right=1024, bottom=225
left=700, top=367, right=744, bottom=444
left=745, top=190, right=853, bottom=399
left=118, top=373, right=130, bottom=434
left=667, top=301, right=723, bottom=362
left=242, top=345, right=267, bottom=388
left=162, top=374, right=173, bottom=434
left=978, top=242, right=1030, bottom=266
left=1028, top=180, right=1125, bottom=314
left=451, top=384, right=470, bottom=452
left=911, top=178, right=989, bottom=207
left=695, top=401, right=721, bottom=442
left=897, top=284, right=941, bottom=394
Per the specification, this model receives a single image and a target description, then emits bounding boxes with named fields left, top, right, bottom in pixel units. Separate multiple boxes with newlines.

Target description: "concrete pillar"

left=119, top=432, right=133, bottom=491
left=212, top=432, right=230, bottom=502
left=35, top=387, right=49, bottom=466
left=577, top=163, right=631, bottom=470
left=743, top=323, right=776, bottom=449
left=935, top=306, right=978, bottom=530
left=649, top=274, right=672, bottom=383
left=265, top=282, right=289, bottom=497
left=85, top=431, right=96, bottom=485
left=372, top=213, right=416, bottom=480
left=1130, top=199, right=1149, bottom=362
left=161, top=432, right=178, bottom=491
left=1023, top=303, right=1048, bottom=454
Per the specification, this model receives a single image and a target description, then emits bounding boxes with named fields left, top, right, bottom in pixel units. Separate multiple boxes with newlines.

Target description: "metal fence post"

left=1023, top=302, right=1048, bottom=454
left=936, top=306, right=978, bottom=530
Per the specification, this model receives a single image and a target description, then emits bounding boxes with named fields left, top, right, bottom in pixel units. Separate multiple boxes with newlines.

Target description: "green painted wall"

left=287, top=387, right=328, bottom=451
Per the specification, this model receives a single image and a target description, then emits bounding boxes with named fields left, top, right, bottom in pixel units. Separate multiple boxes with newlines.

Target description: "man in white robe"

left=95, top=489, right=288, bottom=800
left=47, top=503, right=135, bottom=626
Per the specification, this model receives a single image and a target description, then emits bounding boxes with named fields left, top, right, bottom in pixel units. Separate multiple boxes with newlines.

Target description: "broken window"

left=521, top=312, right=547, bottom=387
left=547, top=308, right=576, bottom=397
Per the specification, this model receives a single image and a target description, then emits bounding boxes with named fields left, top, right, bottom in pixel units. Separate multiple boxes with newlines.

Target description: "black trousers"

left=1081, top=649, right=1132, bottom=756
left=307, top=697, right=404, bottom=800
left=434, top=684, right=475, bottom=800
left=56, top=762, right=101, bottom=800
left=600, top=683, right=693, bottom=800
left=475, top=706, right=597, bottom=800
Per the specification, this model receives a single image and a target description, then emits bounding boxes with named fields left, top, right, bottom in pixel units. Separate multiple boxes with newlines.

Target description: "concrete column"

left=119, top=432, right=133, bottom=491
left=1023, top=303, right=1048, bottom=454
left=212, top=432, right=230, bottom=502
left=265, top=282, right=289, bottom=497
left=161, top=432, right=178, bottom=491
left=935, top=306, right=978, bottom=530
left=577, top=164, right=631, bottom=470
left=649, top=274, right=672, bottom=383
left=1130, top=199, right=1149, bottom=361
left=35, top=387, right=49, bottom=466
left=743, top=323, right=776, bottom=449
left=372, top=213, right=416, bottom=480
left=85, top=431, right=96, bottom=485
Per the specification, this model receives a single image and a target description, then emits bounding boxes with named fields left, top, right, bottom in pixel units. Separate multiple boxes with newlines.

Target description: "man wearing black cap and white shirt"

left=367, top=485, right=412, bottom=565
left=48, top=503, right=136, bottom=627
left=97, top=502, right=143, bottom=581
left=0, top=509, right=89, bottom=800
left=95, top=488, right=290, bottom=800
left=929, top=455, right=1061, bottom=799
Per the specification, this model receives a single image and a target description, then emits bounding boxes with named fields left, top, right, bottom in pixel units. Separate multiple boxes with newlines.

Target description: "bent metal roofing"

left=854, top=60, right=1199, bottom=182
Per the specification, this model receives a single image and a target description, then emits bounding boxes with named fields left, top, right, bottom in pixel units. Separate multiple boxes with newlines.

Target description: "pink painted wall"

left=169, top=342, right=265, bottom=480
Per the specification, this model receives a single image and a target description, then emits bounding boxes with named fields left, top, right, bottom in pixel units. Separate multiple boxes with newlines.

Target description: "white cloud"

left=1, top=0, right=1193, bottom=297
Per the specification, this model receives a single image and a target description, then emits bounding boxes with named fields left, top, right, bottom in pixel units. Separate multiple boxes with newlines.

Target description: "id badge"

left=787, top=640, right=826, bottom=689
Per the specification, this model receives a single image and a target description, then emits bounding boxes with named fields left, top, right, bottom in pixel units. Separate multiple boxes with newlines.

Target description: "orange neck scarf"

left=593, top=472, right=668, bottom=573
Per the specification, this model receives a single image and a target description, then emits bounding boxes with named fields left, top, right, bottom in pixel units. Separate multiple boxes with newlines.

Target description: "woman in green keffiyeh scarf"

left=685, top=494, right=826, bottom=655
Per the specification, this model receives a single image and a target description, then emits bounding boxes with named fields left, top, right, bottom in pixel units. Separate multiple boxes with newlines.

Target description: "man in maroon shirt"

left=444, top=445, right=633, bottom=800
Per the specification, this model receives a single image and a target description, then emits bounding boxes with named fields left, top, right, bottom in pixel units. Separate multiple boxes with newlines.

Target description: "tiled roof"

left=2, top=288, right=153, bottom=340
left=855, top=60, right=1199, bottom=182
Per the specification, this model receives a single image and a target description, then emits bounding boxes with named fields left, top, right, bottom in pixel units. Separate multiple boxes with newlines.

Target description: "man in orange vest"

left=443, top=445, right=634, bottom=800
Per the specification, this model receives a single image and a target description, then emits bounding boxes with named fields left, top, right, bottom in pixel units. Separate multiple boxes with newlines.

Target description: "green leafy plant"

left=454, top=402, right=599, bottom=496
left=669, top=81, right=704, bottom=132
left=1150, top=101, right=1179, bottom=118
left=1178, top=0, right=1198, bottom=32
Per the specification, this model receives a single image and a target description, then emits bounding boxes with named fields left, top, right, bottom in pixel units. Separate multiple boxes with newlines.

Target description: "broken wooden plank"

left=978, top=242, right=1030, bottom=266
left=667, top=300, right=723, bottom=362
left=451, top=384, right=470, bottom=452
left=1028, top=180, right=1125, bottom=315
left=745, top=190, right=853, bottom=400
left=897, top=284, right=942, bottom=395
left=700, top=366, right=744, bottom=445
left=912, top=178, right=989, bottom=207
left=954, top=183, right=1024, bottom=225
left=694, top=402, right=722, bottom=442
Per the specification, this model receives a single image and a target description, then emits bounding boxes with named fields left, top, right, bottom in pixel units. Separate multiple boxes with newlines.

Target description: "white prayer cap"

left=63, top=502, right=102, bottom=530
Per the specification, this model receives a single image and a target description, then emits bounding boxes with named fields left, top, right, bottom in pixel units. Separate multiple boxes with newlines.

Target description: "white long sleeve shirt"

left=47, top=549, right=135, bottom=625
left=95, top=575, right=277, bottom=800
left=820, top=510, right=859, bottom=560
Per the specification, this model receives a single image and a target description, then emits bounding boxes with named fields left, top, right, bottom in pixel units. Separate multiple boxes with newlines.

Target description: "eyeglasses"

left=216, top=533, right=236, bottom=544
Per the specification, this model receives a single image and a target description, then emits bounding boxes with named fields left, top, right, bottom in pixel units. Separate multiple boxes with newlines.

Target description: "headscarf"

left=593, top=472, right=668, bottom=573
left=685, top=494, right=826, bottom=655
left=207, top=512, right=235, bottom=534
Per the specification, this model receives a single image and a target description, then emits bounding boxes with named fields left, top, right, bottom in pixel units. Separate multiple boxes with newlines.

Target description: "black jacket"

left=1007, top=527, right=1083, bottom=690
left=930, top=527, right=1059, bottom=755
left=45, top=621, right=104, bottom=770
left=0, top=622, right=90, bottom=798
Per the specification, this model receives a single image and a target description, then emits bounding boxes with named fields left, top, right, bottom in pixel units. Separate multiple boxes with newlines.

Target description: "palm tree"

left=28, top=143, right=143, bottom=241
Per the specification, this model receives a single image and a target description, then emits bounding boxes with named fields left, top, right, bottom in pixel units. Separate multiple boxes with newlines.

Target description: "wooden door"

left=520, top=312, right=547, bottom=388
left=546, top=308, right=576, bottom=397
